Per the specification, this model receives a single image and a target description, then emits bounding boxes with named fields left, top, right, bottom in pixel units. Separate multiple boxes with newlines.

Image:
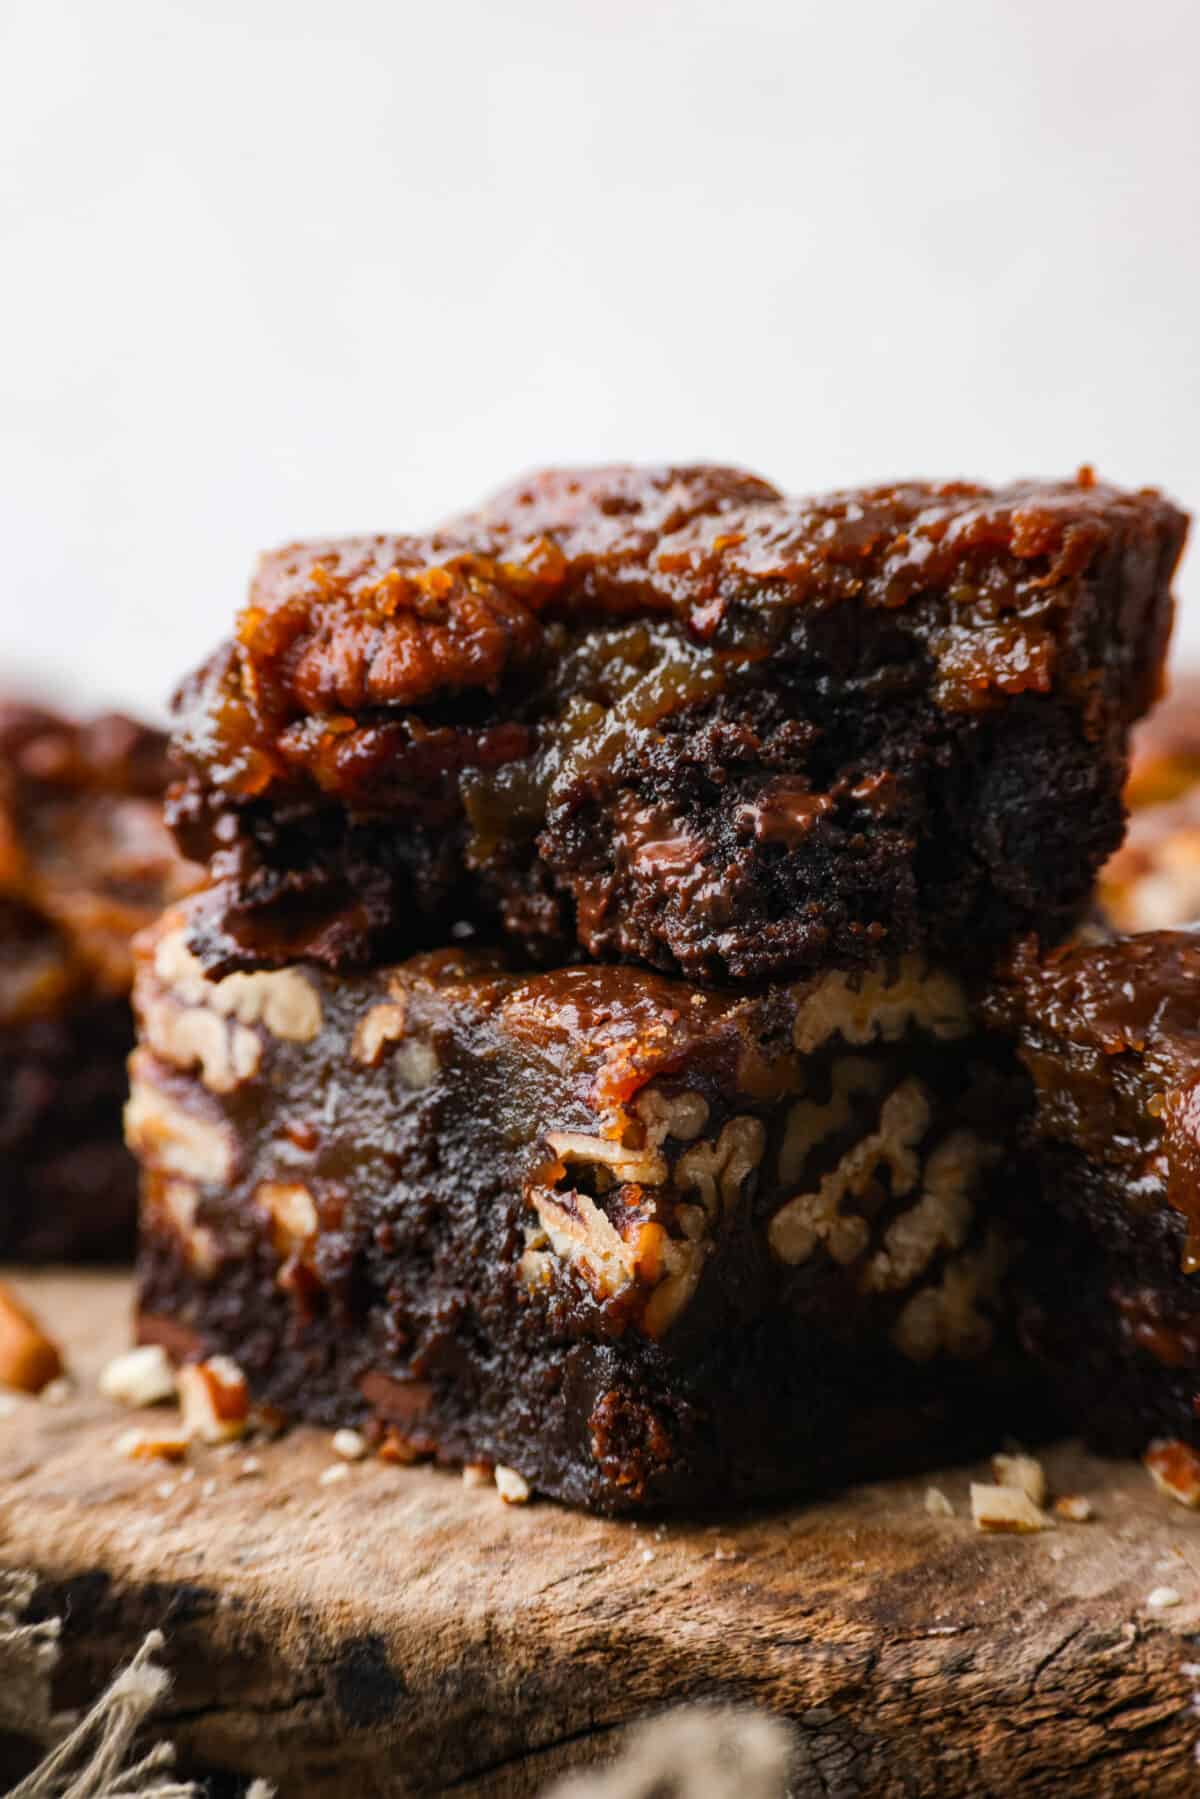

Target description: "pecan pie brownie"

left=170, top=465, right=1185, bottom=985
left=130, top=897, right=1031, bottom=1511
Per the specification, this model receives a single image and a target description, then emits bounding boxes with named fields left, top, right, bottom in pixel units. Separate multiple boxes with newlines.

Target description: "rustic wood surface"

left=1, top=1270, right=1199, bottom=1796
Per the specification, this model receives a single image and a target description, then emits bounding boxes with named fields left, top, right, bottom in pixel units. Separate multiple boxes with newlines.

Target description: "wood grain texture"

left=1, top=1270, right=1199, bottom=1796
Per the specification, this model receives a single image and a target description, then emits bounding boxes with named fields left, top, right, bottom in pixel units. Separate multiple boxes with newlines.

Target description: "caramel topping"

left=177, top=466, right=1188, bottom=807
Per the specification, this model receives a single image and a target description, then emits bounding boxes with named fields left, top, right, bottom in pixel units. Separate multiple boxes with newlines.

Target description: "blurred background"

left=1, top=0, right=1196, bottom=718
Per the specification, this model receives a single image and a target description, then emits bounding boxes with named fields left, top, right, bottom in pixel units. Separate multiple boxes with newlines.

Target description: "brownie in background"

left=983, top=932, right=1200, bottom=1458
left=0, top=702, right=198, bottom=1259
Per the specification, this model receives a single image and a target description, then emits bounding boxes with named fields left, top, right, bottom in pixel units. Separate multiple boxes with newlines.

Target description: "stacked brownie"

left=128, top=464, right=1190, bottom=1511
left=0, top=703, right=198, bottom=1259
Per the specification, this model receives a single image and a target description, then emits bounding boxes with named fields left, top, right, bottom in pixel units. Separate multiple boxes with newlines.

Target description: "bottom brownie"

left=983, top=933, right=1200, bottom=1456
left=128, top=900, right=1038, bottom=1513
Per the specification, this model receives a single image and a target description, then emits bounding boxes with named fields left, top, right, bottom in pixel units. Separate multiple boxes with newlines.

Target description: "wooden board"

left=2, top=1271, right=1200, bottom=1796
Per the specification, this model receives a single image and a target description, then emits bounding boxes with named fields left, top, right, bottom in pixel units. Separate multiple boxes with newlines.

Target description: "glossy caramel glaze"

left=208, top=465, right=1181, bottom=728
left=171, top=466, right=1186, bottom=981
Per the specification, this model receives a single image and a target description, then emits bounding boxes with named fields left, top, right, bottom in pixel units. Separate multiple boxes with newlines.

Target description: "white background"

left=1, top=0, right=1196, bottom=719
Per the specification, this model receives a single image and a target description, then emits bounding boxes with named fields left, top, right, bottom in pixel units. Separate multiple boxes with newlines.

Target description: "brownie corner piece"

left=170, top=465, right=1187, bottom=983
left=130, top=900, right=1034, bottom=1512
left=982, top=930, right=1200, bottom=1457
left=0, top=700, right=198, bottom=1259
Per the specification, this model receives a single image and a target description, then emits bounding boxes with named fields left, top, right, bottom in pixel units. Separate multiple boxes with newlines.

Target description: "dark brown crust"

left=130, top=900, right=1032, bottom=1513
left=0, top=702, right=199, bottom=1259
left=982, top=932, right=1200, bottom=1454
left=169, top=466, right=1187, bottom=982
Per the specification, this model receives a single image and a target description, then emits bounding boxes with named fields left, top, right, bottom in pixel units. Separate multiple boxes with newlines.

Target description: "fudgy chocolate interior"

left=180, top=668, right=1131, bottom=990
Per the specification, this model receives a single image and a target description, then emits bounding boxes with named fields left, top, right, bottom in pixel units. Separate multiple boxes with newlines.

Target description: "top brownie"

left=170, top=465, right=1187, bottom=984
